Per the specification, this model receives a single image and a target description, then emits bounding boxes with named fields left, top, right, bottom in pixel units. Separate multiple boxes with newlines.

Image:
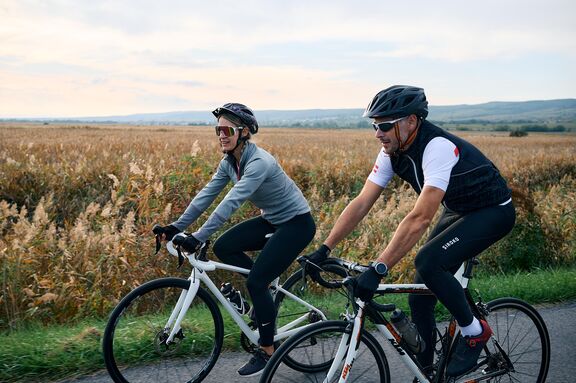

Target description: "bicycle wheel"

left=103, top=277, right=224, bottom=383
left=454, top=297, right=550, bottom=383
left=271, top=263, right=349, bottom=372
left=261, top=320, right=391, bottom=383
left=275, top=262, right=349, bottom=322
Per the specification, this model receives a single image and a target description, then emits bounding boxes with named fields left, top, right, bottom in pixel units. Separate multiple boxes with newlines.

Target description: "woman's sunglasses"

left=372, top=116, right=408, bottom=132
left=215, top=125, right=241, bottom=137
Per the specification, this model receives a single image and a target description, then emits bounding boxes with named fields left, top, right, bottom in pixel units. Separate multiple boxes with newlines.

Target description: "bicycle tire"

left=103, top=277, right=224, bottom=383
left=260, top=320, right=391, bottom=383
left=449, top=297, right=550, bottom=383
left=271, top=263, right=349, bottom=372
left=275, top=262, right=349, bottom=319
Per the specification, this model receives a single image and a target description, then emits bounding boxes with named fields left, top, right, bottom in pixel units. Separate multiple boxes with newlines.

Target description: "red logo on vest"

left=454, top=147, right=460, bottom=157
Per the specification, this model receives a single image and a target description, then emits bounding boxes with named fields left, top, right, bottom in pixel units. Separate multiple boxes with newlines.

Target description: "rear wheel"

left=275, top=261, right=350, bottom=322
left=272, top=262, right=349, bottom=372
left=453, top=297, right=550, bottom=383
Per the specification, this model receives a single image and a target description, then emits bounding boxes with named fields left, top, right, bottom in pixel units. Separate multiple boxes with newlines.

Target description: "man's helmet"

left=212, top=103, right=259, bottom=134
left=363, top=85, right=428, bottom=120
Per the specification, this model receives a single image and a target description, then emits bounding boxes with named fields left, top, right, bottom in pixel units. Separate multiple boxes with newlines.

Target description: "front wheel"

left=453, top=297, right=550, bottom=383
left=102, top=277, right=224, bottom=383
left=260, top=320, right=391, bottom=383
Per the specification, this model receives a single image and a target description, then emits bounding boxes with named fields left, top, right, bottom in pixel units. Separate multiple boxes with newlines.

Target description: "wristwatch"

left=371, top=261, right=389, bottom=276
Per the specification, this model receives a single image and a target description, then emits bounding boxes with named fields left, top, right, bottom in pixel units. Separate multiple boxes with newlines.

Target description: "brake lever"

left=176, top=247, right=185, bottom=269
left=295, top=256, right=309, bottom=291
left=198, top=240, right=211, bottom=261
left=300, top=266, right=308, bottom=292
left=155, top=234, right=162, bottom=254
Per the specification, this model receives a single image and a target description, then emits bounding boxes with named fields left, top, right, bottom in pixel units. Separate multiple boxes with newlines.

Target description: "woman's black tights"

left=212, top=213, right=316, bottom=347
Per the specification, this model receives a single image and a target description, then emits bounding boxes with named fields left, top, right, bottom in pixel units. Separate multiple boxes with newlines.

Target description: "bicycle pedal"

left=248, top=321, right=258, bottom=330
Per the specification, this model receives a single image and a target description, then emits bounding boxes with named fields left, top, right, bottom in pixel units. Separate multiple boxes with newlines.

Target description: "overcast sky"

left=1, top=0, right=575, bottom=117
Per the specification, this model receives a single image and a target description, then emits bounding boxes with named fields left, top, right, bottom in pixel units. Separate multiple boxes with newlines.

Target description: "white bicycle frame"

left=161, top=237, right=327, bottom=347
left=327, top=262, right=470, bottom=383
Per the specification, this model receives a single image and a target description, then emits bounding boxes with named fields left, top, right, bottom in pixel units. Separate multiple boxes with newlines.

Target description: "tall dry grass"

left=1, top=124, right=575, bottom=329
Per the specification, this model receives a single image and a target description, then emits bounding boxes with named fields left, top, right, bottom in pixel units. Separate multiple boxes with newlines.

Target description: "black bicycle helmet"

left=212, top=103, right=259, bottom=134
left=363, top=85, right=428, bottom=120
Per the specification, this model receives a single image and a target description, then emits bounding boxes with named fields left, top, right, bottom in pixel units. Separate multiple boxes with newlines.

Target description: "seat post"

left=462, top=257, right=479, bottom=279
left=454, top=257, right=478, bottom=289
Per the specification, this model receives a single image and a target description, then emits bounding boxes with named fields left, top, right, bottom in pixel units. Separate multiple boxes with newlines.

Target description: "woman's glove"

left=172, top=234, right=202, bottom=253
left=152, top=224, right=181, bottom=241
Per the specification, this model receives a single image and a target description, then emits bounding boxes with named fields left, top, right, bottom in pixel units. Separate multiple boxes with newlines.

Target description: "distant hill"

left=430, top=99, right=576, bottom=122
left=2, top=99, right=575, bottom=127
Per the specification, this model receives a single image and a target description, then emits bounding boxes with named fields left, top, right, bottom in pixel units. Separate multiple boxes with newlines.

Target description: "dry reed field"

left=1, top=123, right=575, bottom=329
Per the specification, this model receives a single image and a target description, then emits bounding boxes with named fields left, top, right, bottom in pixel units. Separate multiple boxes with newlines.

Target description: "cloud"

left=0, top=0, right=574, bottom=116
left=177, top=80, right=204, bottom=87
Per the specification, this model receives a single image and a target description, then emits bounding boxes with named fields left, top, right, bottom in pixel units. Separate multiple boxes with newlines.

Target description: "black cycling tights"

left=408, top=202, right=516, bottom=368
left=212, top=213, right=316, bottom=347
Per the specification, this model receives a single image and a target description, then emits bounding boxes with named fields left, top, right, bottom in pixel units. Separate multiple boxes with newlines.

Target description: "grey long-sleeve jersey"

left=171, top=141, right=310, bottom=242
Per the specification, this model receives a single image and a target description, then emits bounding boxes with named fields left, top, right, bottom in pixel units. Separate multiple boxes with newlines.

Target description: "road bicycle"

left=259, top=257, right=551, bottom=383
left=102, top=232, right=333, bottom=383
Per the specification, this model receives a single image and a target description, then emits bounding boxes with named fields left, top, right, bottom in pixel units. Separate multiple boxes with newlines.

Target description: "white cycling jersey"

left=368, top=137, right=460, bottom=191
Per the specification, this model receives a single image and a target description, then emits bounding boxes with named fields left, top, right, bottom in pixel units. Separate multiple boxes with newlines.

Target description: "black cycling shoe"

left=446, top=319, right=493, bottom=377
left=237, top=349, right=271, bottom=377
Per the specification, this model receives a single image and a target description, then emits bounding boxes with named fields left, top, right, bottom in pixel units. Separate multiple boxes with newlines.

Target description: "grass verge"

left=1, top=266, right=575, bottom=383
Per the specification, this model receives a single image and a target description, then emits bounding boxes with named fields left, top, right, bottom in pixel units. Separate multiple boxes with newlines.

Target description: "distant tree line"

left=4, top=118, right=574, bottom=132
left=280, top=119, right=574, bottom=132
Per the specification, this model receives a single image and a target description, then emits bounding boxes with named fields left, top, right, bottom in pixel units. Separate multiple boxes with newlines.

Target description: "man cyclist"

left=155, top=103, right=316, bottom=377
left=305, top=85, right=515, bottom=376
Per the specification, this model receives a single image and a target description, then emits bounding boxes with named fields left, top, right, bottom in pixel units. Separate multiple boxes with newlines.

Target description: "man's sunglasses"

left=215, top=125, right=242, bottom=137
left=372, top=116, right=408, bottom=132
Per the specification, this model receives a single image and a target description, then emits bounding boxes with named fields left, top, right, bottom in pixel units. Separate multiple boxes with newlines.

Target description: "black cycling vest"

left=390, top=120, right=511, bottom=213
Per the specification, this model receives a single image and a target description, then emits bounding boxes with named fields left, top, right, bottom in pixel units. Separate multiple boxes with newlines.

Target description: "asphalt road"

left=55, top=300, right=575, bottom=383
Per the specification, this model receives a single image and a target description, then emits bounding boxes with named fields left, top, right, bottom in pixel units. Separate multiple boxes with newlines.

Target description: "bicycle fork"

left=163, top=277, right=201, bottom=345
left=323, top=300, right=367, bottom=383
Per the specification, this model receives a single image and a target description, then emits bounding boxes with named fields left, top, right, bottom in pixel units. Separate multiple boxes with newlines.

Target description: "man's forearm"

left=325, top=198, right=371, bottom=249
left=377, top=212, right=430, bottom=268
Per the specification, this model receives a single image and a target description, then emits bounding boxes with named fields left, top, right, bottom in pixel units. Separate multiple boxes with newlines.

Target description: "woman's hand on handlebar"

left=152, top=224, right=181, bottom=241
left=172, top=233, right=203, bottom=253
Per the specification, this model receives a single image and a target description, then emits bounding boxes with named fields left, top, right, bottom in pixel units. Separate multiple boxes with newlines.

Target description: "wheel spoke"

left=455, top=298, right=550, bottom=383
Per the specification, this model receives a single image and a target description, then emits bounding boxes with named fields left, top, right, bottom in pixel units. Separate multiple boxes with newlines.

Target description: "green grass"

left=0, top=320, right=103, bottom=382
left=1, top=266, right=575, bottom=383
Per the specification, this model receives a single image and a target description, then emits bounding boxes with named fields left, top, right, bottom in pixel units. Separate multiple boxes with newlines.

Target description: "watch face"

left=374, top=262, right=387, bottom=275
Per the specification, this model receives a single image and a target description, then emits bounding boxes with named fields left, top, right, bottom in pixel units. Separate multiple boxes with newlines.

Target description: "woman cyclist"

left=154, top=103, right=315, bottom=377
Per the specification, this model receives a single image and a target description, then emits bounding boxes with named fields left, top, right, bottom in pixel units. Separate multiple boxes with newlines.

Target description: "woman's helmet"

left=212, top=103, right=259, bottom=134
left=363, top=85, right=429, bottom=120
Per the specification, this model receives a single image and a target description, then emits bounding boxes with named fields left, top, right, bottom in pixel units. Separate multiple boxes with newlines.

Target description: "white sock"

left=460, top=317, right=482, bottom=337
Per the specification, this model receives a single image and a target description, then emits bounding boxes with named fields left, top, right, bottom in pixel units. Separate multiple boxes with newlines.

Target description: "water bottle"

left=220, top=283, right=251, bottom=315
left=390, top=309, right=425, bottom=353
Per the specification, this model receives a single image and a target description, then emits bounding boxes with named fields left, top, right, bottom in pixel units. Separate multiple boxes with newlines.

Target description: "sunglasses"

left=372, top=116, right=408, bottom=132
left=215, top=125, right=242, bottom=137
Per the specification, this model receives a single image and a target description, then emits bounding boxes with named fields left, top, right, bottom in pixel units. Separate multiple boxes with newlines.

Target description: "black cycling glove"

left=152, top=224, right=181, bottom=241
left=172, top=234, right=202, bottom=253
left=354, top=267, right=384, bottom=302
left=303, top=244, right=331, bottom=276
